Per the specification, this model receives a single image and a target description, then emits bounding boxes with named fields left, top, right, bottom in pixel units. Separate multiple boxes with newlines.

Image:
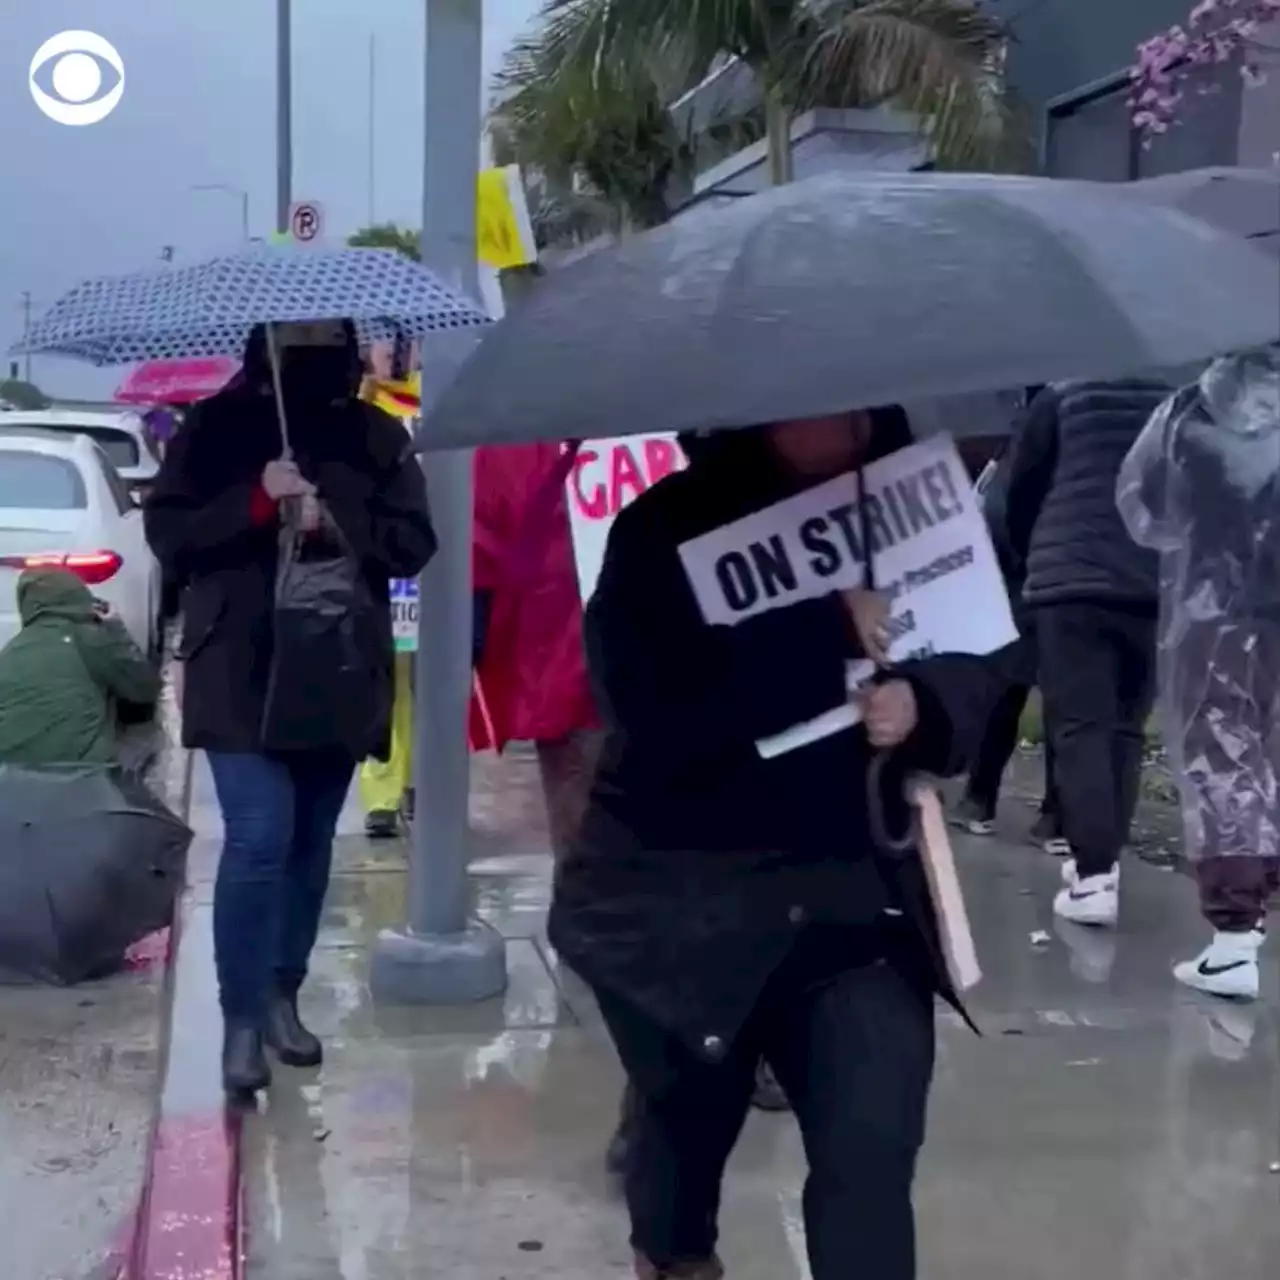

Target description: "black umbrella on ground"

left=0, top=766, right=191, bottom=986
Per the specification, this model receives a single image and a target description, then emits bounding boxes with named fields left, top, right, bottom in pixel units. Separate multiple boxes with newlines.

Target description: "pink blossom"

left=1131, top=0, right=1278, bottom=134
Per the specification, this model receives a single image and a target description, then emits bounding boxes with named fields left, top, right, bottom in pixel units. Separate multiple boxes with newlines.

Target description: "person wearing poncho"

left=1118, top=347, right=1280, bottom=1001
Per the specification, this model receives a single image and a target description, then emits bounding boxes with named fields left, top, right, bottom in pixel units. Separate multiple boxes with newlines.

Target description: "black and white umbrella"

left=423, top=170, right=1280, bottom=449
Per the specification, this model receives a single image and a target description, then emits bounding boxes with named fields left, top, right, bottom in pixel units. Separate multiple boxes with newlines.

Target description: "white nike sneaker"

left=1173, top=930, right=1264, bottom=1001
left=1053, top=864, right=1120, bottom=927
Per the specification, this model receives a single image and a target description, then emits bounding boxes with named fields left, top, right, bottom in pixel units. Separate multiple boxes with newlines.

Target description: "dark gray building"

left=986, top=0, right=1280, bottom=178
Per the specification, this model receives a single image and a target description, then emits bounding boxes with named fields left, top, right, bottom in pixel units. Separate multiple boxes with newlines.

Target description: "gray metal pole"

left=276, top=0, right=293, bottom=232
left=367, top=34, right=377, bottom=227
left=369, top=0, right=506, bottom=1004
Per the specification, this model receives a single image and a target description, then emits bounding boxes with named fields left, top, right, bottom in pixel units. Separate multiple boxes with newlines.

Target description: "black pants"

left=965, top=680, right=1058, bottom=819
left=596, top=925, right=935, bottom=1278
left=1037, top=603, right=1156, bottom=877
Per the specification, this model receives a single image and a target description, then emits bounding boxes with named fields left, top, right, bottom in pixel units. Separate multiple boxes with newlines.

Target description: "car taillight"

left=0, top=550, right=124, bottom=585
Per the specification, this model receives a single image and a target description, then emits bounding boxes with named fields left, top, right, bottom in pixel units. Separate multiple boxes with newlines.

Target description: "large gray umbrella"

left=423, top=170, right=1280, bottom=449
left=1123, top=167, right=1279, bottom=253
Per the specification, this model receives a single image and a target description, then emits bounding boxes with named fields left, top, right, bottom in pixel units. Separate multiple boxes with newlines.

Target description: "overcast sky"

left=0, top=0, right=540, bottom=398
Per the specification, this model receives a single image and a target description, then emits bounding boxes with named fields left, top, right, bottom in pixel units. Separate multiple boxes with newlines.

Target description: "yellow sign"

left=476, top=165, right=537, bottom=270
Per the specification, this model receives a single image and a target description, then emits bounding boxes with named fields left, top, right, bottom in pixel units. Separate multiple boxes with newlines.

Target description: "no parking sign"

left=288, top=200, right=324, bottom=243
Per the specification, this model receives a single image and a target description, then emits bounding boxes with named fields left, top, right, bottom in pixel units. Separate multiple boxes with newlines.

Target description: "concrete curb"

left=115, top=747, right=245, bottom=1280
left=107, top=658, right=243, bottom=1280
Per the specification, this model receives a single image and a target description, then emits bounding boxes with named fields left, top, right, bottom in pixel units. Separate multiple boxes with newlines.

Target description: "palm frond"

left=517, top=0, right=763, bottom=90
left=797, top=0, right=1026, bottom=169
left=492, top=0, right=782, bottom=228
left=492, top=4, right=694, bottom=230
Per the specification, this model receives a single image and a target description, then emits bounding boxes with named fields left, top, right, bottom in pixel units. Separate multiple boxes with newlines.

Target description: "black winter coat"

left=1003, top=380, right=1168, bottom=611
left=144, top=388, right=436, bottom=758
left=547, top=432, right=1002, bottom=1064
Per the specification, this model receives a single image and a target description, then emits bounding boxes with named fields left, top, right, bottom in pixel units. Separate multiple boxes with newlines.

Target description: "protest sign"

left=390, top=577, right=419, bottom=653
left=565, top=433, right=687, bottom=601
left=476, top=165, right=538, bottom=271
left=677, top=435, right=1015, bottom=665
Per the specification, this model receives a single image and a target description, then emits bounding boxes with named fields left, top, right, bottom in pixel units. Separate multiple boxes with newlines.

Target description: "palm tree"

left=521, top=0, right=1019, bottom=186
left=494, top=38, right=721, bottom=239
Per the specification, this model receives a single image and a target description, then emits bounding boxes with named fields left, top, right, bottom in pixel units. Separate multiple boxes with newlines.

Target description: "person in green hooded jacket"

left=0, top=569, right=160, bottom=766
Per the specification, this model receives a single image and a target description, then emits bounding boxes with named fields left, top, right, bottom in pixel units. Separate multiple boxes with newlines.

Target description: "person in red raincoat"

left=356, top=357, right=601, bottom=846
left=470, top=442, right=603, bottom=860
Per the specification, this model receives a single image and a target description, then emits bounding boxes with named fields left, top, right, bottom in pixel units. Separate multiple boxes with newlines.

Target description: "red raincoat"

left=469, top=443, right=598, bottom=751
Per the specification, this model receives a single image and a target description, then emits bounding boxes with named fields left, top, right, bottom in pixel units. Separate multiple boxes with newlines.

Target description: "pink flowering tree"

left=1131, top=0, right=1280, bottom=137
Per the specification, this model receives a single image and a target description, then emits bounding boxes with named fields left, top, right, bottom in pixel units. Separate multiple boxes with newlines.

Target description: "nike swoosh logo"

left=1069, top=889, right=1105, bottom=901
left=1198, top=959, right=1249, bottom=977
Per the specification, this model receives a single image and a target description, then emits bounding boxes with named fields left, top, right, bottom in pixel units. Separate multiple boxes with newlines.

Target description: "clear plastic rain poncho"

left=1116, top=347, right=1280, bottom=861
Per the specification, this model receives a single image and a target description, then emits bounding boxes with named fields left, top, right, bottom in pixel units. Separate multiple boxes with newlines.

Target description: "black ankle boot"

left=364, top=809, right=399, bottom=839
left=266, top=992, right=323, bottom=1067
left=223, top=1024, right=271, bottom=1096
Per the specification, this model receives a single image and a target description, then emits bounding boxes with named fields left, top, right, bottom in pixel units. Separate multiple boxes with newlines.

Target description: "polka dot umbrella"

left=11, top=244, right=490, bottom=366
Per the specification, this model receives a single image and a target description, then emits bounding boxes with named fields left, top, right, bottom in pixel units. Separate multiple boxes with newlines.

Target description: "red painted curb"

left=114, top=716, right=246, bottom=1280
left=114, top=899, right=245, bottom=1280
left=124, top=1110, right=243, bottom=1280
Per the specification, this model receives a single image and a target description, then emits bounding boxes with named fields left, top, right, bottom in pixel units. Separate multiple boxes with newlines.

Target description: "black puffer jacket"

left=1003, top=379, right=1169, bottom=609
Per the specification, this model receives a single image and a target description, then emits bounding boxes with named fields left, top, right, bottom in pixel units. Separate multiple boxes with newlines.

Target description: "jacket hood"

left=17, top=568, right=97, bottom=626
left=1174, top=346, right=1280, bottom=499
left=1198, top=346, right=1280, bottom=437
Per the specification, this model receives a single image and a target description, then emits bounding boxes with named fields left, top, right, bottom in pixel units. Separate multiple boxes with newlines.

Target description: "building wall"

left=684, top=109, right=927, bottom=210
left=988, top=0, right=1193, bottom=115
left=1044, top=58, right=1245, bottom=181
left=1000, top=0, right=1279, bottom=181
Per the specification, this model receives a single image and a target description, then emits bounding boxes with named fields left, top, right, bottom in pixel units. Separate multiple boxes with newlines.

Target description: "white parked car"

left=0, top=408, right=160, bottom=505
left=0, top=432, right=160, bottom=656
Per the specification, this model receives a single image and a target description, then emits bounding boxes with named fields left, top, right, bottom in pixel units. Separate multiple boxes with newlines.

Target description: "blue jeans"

left=207, top=750, right=355, bottom=1024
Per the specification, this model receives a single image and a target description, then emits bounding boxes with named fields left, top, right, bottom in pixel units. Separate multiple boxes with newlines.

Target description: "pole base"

left=369, top=919, right=507, bottom=1004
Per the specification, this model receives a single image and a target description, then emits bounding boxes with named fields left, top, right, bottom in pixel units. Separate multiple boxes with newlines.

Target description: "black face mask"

left=279, top=346, right=355, bottom=405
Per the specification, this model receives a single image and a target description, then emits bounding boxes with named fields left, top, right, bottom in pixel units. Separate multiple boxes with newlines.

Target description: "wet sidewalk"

left=206, top=754, right=1278, bottom=1280
left=0, top=675, right=189, bottom=1280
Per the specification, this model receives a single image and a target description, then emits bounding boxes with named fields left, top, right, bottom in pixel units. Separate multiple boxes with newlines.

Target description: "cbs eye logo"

left=29, top=31, right=125, bottom=126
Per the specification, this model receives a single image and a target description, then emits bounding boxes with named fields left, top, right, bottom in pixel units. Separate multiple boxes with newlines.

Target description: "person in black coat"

left=548, top=409, right=1001, bottom=1280
left=1002, top=379, right=1169, bottom=929
left=145, top=320, right=436, bottom=1097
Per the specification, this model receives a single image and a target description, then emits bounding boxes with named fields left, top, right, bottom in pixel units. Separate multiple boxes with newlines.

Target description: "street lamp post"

left=368, top=0, right=506, bottom=1004
left=192, top=184, right=250, bottom=241
left=277, top=0, right=293, bottom=232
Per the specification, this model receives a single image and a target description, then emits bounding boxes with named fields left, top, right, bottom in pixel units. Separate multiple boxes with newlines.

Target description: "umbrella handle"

left=264, top=322, right=293, bottom=459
